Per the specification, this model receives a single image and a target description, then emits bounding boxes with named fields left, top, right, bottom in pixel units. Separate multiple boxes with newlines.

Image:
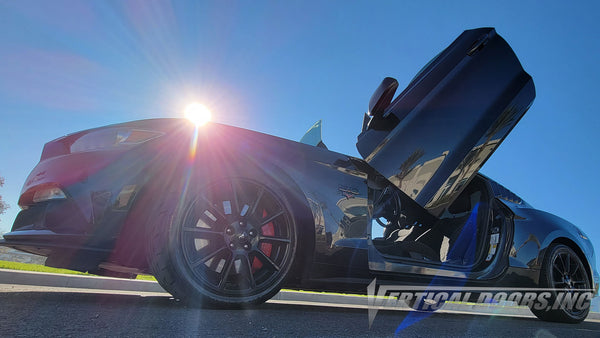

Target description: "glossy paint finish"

left=2, top=119, right=596, bottom=292
left=3, top=119, right=192, bottom=270
left=1, top=28, right=596, bottom=301
left=357, top=28, right=535, bottom=217
left=487, top=177, right=599, bottom=290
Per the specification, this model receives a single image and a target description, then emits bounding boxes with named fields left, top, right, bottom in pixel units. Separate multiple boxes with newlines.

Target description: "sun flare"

left=184, top=102, right=212, bottom=126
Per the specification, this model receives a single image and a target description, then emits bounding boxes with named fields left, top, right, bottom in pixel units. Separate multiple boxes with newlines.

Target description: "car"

left=1, top=27, right=597, bottom=323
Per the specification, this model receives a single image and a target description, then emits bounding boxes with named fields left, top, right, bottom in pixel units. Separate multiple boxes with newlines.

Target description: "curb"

left=1, top=269, right=598, bottom=320
left=0, top=269, right=164, bottom=293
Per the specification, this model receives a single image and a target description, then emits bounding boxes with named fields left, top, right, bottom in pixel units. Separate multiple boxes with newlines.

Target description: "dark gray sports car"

left=2, top=27, right=597, bottom=323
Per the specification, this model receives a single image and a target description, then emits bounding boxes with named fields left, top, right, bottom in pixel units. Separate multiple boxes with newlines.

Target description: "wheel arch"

left=115, top=145, right=318, bottom=283
left=190, top=150, right=317, bottom=284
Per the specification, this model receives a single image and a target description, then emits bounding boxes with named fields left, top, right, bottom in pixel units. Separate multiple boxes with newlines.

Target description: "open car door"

left=357, top=28, right=535, bottom=217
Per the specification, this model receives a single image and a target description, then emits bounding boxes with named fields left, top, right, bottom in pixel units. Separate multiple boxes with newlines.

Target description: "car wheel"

left=148, top=175, right=298, bottom=307
left=530, top=244, right=591, bottom=323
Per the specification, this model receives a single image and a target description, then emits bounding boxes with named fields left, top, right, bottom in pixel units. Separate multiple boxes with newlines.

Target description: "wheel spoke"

left=553, top=262, right=562, bottom=274
left=249, top=187, right=265, bottom=216
left=243, top=255, right=256, bottom=289
left=191, top=246, right=228, bottom=268
left=558, top=253, right=568, bottom=273
left=570, top=261, right=580, bottom=276
left=198, top=194, right=227, bottom=221
left=261, top=210, right=285, bottom=226
left=565, top=253, right=571, bottom=274
left=254, top=249, right=281, bottom=271
left=183, top=227, right=222, bottom=237
left=218, top=256, right=234, bottom=289
left=259, top=235, right=291, bottom=244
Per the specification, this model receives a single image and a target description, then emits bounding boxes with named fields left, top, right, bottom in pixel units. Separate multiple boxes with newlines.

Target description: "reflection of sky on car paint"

left=0, top=0, right=599, bottom=303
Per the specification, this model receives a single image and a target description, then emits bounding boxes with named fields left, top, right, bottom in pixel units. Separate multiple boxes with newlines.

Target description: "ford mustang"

left=1, top=28, right=597, bottom=323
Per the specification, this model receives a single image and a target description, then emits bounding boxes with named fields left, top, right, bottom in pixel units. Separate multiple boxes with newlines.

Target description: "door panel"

left=357, top=28, right=535, bottom=216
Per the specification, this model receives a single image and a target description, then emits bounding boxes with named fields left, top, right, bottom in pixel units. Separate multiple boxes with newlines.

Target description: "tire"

left=530, top=244, right=591, bottom=323
left=147, top=173, right=298, bottom=307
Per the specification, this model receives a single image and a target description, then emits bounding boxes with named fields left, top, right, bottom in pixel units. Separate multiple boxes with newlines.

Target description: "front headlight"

left=70, top=128, right=164, bottom=153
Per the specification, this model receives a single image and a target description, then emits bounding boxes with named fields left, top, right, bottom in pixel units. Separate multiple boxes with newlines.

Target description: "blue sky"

left=0, top=1, right=599, bottom=259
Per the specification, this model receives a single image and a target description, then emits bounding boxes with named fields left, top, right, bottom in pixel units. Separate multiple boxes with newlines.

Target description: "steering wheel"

left=375, top=217, right=390, bottom=227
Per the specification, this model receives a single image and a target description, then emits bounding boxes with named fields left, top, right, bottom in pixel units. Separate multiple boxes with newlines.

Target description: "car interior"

left=373, top=175, right=490, bottom=268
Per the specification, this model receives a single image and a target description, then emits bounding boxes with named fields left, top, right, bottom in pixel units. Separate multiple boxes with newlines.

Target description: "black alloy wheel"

left=530, top=244, right=591, bottom=323
left=149, top=176, right=298, bottom=307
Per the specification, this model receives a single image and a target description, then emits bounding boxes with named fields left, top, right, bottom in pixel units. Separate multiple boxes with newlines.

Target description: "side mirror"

left=368, top=77, right=398, bottom=117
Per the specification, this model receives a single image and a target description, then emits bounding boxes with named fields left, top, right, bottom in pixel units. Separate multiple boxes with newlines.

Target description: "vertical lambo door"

left=357, top=28, right=535, bottom=279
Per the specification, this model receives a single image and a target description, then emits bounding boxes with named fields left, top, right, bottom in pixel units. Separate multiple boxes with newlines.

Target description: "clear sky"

left=0, top=1, right=599, bottom=259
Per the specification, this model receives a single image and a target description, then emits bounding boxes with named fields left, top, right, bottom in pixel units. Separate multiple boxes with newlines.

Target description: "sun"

left=184, top=102, right=212, bottom=126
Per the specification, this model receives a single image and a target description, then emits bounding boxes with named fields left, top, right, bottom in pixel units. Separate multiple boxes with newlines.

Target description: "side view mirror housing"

left=368, top=77, right=399, bottom=117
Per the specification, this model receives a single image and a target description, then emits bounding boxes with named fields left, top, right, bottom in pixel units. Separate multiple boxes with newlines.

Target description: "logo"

left=338, top=185, right=359, bottom=199
left=367, top=279, right=594, bottom=328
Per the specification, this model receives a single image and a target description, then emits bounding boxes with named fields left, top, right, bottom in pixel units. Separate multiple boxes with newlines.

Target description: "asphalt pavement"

left=1, top=268, right=598, bottom=320
left=1, top=283, right=599, bottom=337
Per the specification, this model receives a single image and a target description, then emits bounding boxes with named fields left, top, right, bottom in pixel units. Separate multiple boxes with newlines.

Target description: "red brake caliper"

left=252, top=209, right=274, bottom=272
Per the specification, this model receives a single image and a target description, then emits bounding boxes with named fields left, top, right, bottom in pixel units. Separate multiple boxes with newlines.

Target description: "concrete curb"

left=0, top=269, right=164, bottom=293
left=1, top=268, right=598, bottom=320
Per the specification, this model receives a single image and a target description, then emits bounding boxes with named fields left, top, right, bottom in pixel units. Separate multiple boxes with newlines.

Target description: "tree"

left=0, top=176, right=9, bottom=222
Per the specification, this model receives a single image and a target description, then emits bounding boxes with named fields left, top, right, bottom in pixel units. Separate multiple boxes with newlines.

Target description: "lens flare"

left=184, top=103, right=212, bottom=126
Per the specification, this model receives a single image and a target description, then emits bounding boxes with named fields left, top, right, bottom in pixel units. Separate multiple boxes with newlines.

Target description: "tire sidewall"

left=535, top=243, right=591, bottom=323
